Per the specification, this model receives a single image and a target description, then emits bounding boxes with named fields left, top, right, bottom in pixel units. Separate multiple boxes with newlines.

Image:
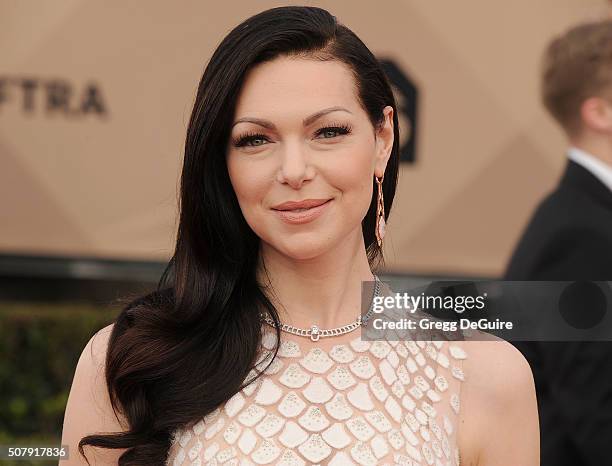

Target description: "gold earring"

left=375, top=175, right=386, bottom=246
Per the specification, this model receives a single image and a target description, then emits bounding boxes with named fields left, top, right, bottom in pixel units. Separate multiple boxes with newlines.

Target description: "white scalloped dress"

left=165, top=312, right=468, bottom=466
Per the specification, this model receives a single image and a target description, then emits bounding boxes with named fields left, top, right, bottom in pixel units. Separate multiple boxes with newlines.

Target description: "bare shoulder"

left=460, top=336, right=535, bottom=402
left=60, top=323, right=129, bottom=465
left=456, top=335, right=539, bottom=466
left=85, top=323, right=115, bottom=369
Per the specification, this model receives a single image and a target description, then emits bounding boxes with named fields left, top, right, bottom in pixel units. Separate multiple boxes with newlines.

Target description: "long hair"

left=78, top=5, right=401, bottom=465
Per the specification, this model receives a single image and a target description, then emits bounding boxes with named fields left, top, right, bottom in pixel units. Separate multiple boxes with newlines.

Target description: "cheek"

left=227, top=157, right=271, bottom=223
left=334, top=149, right=375, bottom=215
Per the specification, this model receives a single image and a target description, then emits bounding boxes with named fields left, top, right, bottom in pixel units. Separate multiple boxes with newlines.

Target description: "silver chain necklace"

left=261, top=275, right=381, bottom=342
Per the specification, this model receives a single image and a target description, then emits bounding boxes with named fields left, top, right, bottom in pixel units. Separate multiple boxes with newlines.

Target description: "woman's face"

left=226, top=56, right=394, bottom=261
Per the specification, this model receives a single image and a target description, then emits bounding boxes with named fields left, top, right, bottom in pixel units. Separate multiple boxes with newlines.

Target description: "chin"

left=271, top=236, right=335, bottom=261
left=283, top=244, right=329, bottom=261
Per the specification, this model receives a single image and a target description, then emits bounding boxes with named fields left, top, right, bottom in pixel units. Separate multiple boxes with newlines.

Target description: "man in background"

left=505, top=19, right=612, bottom=466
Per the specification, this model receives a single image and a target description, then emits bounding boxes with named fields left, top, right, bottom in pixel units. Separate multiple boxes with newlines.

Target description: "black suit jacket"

left=504, top=158, right=612, bottom=466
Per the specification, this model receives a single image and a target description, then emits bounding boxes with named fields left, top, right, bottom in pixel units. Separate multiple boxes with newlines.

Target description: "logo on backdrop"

left=0, top=76, right=107, bottom=118
left=379, top=59, right=418, bottom=164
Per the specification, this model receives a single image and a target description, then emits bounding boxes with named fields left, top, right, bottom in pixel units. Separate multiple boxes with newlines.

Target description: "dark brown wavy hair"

left=78, top=5, right=400, bottom=465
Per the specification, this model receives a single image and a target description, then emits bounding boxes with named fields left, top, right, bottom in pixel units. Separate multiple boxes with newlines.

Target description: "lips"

left=271, top=198, right=333, bottom=225
left=272, top=199, right=331, bottom=211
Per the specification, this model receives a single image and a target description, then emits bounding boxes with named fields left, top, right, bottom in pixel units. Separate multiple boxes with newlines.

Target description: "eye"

left=232, top=123, right=353, bottom=148
left=232, top=131, right=269, bottom=148
left=315, top=124, right=352, bottom=139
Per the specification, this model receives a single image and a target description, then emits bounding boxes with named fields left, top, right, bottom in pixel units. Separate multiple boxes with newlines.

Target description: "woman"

left=61, top=6, right=539, bottom=465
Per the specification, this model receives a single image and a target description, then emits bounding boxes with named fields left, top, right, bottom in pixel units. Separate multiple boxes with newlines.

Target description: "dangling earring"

left=375, top=175, right=386, bottom=246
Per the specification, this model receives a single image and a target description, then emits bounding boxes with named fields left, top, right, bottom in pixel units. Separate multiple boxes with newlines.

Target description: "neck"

left=570, top=136, right=612, bottom=167
left=256, top=227, right=376, bottom=330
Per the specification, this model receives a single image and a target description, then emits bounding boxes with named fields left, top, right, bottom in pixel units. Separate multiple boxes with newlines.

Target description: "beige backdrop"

left=1, top=0, right=610, bottom=277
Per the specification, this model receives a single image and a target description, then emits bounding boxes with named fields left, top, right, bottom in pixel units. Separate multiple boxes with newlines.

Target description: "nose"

left=276, top=141, right=314, bottom=189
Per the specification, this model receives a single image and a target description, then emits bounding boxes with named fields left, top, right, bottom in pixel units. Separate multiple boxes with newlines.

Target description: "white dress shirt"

left=567, top=146, right=612, bottom=193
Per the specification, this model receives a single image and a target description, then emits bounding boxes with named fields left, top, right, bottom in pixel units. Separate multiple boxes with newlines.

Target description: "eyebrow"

left=231, top=106, right=353, bottom=130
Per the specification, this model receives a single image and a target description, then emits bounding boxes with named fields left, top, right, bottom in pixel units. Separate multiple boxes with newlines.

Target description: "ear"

left=580, top=96, right=612, bottom=133
left=374, top=106, right=394, bottom=178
